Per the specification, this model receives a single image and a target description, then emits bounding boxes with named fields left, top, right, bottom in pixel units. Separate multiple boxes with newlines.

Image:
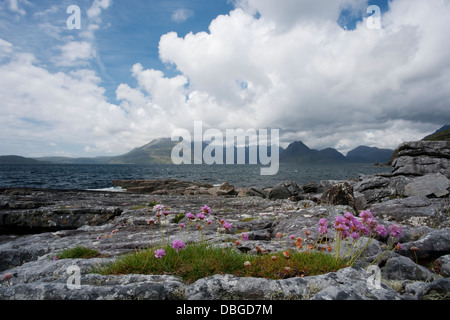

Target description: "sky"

left=0, top=0, right=449, bottom=158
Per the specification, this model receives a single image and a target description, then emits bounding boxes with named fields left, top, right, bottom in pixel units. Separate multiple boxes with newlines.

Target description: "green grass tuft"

left=92, top=244, right=347, bottom=284
left=57, top=246, right=100, bottom=259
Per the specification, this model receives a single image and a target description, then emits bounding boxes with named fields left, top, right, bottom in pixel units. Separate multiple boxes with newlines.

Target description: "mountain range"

left=2, top=124, right=448, bottom=166
left=0, top=139, right=394, bottom=165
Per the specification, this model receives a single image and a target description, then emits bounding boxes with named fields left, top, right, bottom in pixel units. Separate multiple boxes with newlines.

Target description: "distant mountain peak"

left=280, top=140, right=347, bottom=163
left=284, top=140, right=311, bottom=153
left=346, top=145, right=394, bottom=164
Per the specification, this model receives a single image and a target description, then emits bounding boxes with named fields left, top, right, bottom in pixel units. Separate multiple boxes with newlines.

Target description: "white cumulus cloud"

left=1, top=0, right=450, bottom=157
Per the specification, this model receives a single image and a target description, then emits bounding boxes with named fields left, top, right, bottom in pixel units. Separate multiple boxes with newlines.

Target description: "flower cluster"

left=332, top=211, right=391, bottom=241
left=154, top=249, right=166, bottom=259
left=318, top=210, right=405, bottom=266
left=389, top=224, right=404, bottom=239
left=201, top=205, right=211, bottom=215
left=217, top=219, right=232, bottom=240
left=172, top=239, right=186, bottom=253
left=318, top=218, right=328, bottom=235
left=150, top=205, right=215, bottom=261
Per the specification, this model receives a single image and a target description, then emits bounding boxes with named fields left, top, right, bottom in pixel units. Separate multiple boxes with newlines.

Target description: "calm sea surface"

left=0, top=163, right=391, bottom=190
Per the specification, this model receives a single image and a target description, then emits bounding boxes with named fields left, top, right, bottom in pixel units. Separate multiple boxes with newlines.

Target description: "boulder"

left=396, top=228, right=450, bottom=264
left=321, top=182, right=355, bottom=208
left=246, top=187, right=269, bottom=198
left=433, top=255, right=450, bottom=278
left=381, top=254, right=435, bottom=282
left=301, top=182, right=320, bottom=194
left=216, top=182, right=238, bottom=197
left=268, top=181, right=303, bottom=200
left=317, top=180, right=346, bottom=193
left=405, top=278, right=450, bottom=300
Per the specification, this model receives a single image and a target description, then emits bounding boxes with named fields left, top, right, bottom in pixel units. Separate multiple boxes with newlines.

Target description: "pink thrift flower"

left=366, top=218, right=379, bottom=230
left=172, top=239, right=186, bottom=253
left=360, top=226, right=370, bottom=236
left=342, top=230, right=349, bottom=239
left=186, top=212, right=195, bottom=220
left=350, top=232, right=360, bottom=240
left=334, top=216, right=349, bottom=232
left=223, top=222, right=231, bottom=230
left=344, top=212, right=354, bottom=221
left=242, top=233, right=249, bottom=241
left=318, top=225, right=328, bottom=235
left=155, top=249, right=166, bottom=259
left=352, top=218, right=363, bottom=232
left=202, top=205, right=211, bottom=215
left=389, top=224, right=404, bottom=238
left=375, top=225, right=387, bottom=237
left=196, top=213, right=205, bottom=220
left=359, top=210, right=374, bottom=223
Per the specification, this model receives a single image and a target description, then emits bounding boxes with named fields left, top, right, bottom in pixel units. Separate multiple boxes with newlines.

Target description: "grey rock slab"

left=403, top=173, right=450, bottom=198
left=184, top=267, right=404, bottom=300
left=369, top=196, right=442, bottom=225
left=0, top=273, right=185, bottom=300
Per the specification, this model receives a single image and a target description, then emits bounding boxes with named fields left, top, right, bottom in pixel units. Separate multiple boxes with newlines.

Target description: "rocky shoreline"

left=0, top=140, right=449, bottom=300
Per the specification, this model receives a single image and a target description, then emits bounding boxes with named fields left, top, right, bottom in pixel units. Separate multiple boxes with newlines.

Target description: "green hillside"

left=0, top=155, right=46, bottom=164
left=422, top=129, right=450, bottom=141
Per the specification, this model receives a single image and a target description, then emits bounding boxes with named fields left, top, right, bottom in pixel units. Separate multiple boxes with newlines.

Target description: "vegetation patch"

left=93, top=243, right=347, bottom=284
left=56, top=246, right=100, bottom=259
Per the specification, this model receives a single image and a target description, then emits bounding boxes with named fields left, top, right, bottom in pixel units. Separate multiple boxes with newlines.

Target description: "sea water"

left=0, top=163, right=391, bottom=190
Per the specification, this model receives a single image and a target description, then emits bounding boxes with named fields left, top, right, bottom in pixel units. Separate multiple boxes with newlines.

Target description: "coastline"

left=1, top=140, right=449, bottom=300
